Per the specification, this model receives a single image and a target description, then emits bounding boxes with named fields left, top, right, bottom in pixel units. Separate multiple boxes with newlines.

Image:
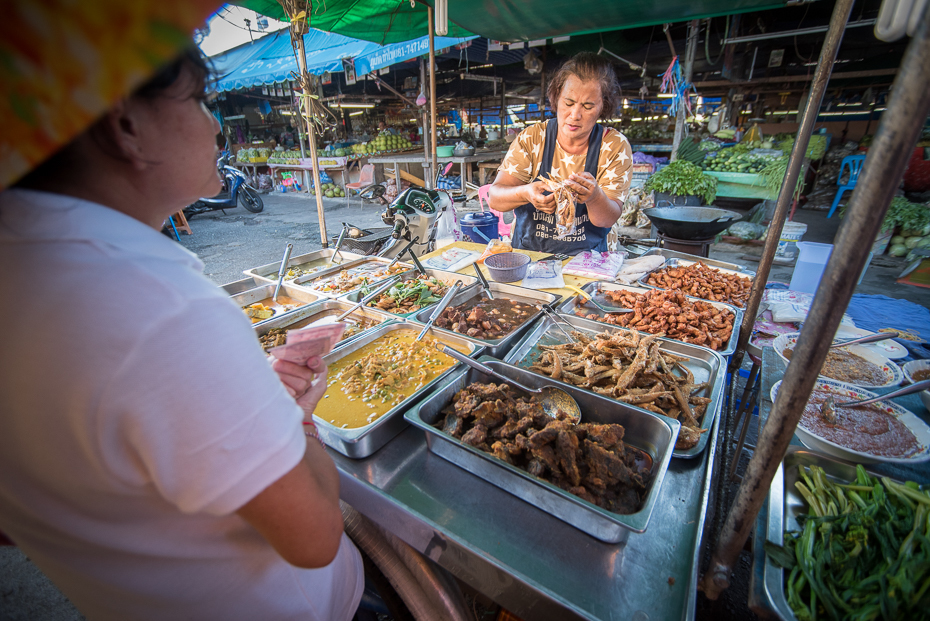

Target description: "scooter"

left=184, top=152, right=264, bottom=219
left=358, top=179, right=467, bottom=260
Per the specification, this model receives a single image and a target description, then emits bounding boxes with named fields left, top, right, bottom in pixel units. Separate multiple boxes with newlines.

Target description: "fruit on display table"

left=310, top=182, right=345, bottom=198
left=349, top=132, right=414, bottom=156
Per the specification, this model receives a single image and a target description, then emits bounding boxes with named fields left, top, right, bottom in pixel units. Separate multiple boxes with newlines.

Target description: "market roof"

left=211, top=28, right=476, bottom=92
left=233, top=0, right=788, bottom=44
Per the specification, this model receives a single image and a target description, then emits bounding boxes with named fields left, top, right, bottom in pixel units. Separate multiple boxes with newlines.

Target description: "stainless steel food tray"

left=229, top=284, right=320, bottom=329
left=296, top=257, right=413, bottom=298
left=221, top=275, right=273, bottom=296
left=640, top=248, right=755, bottom=276
left=408, top=282, right=561, bottom=359
left=761, top=447, right=907, bottom=621
left=405, top=358, right=679, bottom=543
left=557, top=280, right=743, bottom=357
left=504, top=313, right=726, bottom=458
left=243, top=248, right=369, bottom=283
left=339, top=268, right=479, bottom=318
left=316, top=323, right=483, bottom=458
left=253, top=299, right=398, bottom=352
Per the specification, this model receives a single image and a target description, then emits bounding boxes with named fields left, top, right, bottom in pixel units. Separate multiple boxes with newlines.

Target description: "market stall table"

left=318, top=241, right=723, bottom=620
left=368, top=150, right=508, bottom=197
left=266, top=155, right=362, bottom=193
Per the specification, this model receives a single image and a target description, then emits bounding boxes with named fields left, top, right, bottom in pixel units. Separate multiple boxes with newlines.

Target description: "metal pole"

left=429, top=5, right=438, bottom=190
left=728, top=0, right=854, bottom=373
left=296, top=35, right=329, bottom=248
left=702, top=1, right=930, bottom=601
left=671, top=20, right=699, bottom=161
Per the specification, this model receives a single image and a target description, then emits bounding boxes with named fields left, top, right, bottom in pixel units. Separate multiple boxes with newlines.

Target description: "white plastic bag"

left=563, top=251, right=626, bottom=280
left=520, top=260, right=565, bottom=289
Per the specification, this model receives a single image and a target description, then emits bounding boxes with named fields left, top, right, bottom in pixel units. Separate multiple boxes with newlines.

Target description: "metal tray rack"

left=557, top=280, right=744, bottom=357
left=253, top=299, right=399, bottom=353
left=405, top=357, right=679, bottom=543
left=315, top=323, right=483, bottom=458
left=339, top=268, right=479, bottom=318
left=504, top=313, right=726, bottom=458
left=243, top=248, right=369, bottom=284
left=221, top=275, right=274, bottom=296
left=409, top=282, right=562, bottom=359
left=229, top=284, right=321, bottom=329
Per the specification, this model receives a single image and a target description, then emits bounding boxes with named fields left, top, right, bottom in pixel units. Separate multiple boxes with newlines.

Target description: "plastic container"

left=460, top=211, right=500, bottom=244
left=436, top=145, right=455, bottom=157
left=775, top=221, right=808, bottom=258
left=789, top=241, right=872, bottom=293
left=484, top=252, right=531, bottom=282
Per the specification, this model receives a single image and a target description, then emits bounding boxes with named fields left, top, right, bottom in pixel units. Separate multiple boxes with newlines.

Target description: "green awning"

left=230, top=0, right=474, bottom=45
left=233, top=0, right=788, bottom=44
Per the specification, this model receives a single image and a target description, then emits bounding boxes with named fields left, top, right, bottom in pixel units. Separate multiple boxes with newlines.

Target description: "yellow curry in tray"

left=315, top=333, right=470, bottom=430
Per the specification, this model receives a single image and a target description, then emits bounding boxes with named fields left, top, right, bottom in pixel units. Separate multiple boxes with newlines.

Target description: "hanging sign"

left=528, top=39, right=546, bottom=47
left=487, top=40, right=506, bottom=51
left=343, top=58, right=357, bottom=86
left=322, top=72, right=332, bottom=85
left=379, top=66, right=390, bottom=75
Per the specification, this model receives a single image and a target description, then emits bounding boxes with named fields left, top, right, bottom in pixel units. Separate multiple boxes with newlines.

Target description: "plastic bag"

left=541, top=173, right=577, bottom=238
left=434, top=203, right=456, bottom=248
left=726, top=221, right=766, bottom=241
left=563, top=251, right=626, bottom=280
left=476, top=239, right=512, bottom=264
left=614, top=255, right=665, bottom=285
left=520, top=260, right=565, bottom=289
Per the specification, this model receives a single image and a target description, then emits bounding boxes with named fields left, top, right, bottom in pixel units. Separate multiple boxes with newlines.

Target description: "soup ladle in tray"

left=416, top=280, right=464, bottom=341
left=818, top=379, right=930, bottom=423
left=435, top=344, right=582, bottom=422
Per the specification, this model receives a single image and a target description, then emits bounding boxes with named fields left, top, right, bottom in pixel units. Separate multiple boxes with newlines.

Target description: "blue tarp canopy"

left=212, top=28, right=476, bottom=93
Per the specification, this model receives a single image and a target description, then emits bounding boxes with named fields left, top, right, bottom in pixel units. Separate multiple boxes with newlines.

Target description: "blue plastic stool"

left=826, top=154, right=866, bottom=218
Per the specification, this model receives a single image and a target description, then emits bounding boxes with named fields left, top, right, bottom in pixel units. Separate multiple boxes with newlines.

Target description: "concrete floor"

left=3, top=193, right=928, bottom=620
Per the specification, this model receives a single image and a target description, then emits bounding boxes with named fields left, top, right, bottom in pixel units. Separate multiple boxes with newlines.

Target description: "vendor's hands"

left=272, top=356, right=328, bottom=418
left=565, top=172, right=601, bottom=204
left=524, top=181, right=557, bottom=214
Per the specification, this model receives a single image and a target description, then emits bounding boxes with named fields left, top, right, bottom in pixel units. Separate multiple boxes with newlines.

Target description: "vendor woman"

left=488, top=52, right=632, bottom=254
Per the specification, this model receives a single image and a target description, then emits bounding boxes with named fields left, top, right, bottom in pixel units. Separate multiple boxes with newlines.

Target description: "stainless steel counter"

left=333, top=410, right=721, bottom=620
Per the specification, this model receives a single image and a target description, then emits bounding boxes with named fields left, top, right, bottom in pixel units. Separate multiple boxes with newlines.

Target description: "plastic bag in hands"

left=541, top=173, right=577, bottom=239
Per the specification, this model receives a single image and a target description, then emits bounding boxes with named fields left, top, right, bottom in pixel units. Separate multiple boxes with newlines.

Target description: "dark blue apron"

left=511, top=119, right=609, bottom=255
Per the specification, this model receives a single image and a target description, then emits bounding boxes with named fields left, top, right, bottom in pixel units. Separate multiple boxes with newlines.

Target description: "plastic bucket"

left=789, top=241, right=872, bottom=293
left=460, top=211, right=499, bottom=244
left=776, top=221, right=808, bottom=257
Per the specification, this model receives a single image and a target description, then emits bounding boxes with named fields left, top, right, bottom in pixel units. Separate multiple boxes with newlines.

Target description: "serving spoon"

left=435, top=344, right=582, bottom=422
left=818, top=379, right=930, bottom=423
left=829, top=333, right=895, bottom=348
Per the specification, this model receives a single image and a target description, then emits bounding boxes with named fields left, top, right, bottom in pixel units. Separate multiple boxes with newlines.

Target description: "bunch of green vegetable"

left=703, top=148, right=780, bottom=174
left=760, top=155, right=805, bottom=202
left=839, top=197, right=930, bottom=256
left=765, top=464, right=930, bottom=621
left=775, top=134, right=828, bottom=160
left=676, top=139, right=706, bottom=166
left=361, top=276, right=444, bottom=306
left=643, top=160, right=717, bottom=205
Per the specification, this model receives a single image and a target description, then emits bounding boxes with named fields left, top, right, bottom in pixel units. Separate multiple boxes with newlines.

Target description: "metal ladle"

left=436, top=345, right=582, bottom=422
left=818, top=379, right=930, bottom=423
left=272, top=243, right=294, bottom=302
left=566, top=285, right=634, bottom=315
left=828, top=333, right=895, bottom=348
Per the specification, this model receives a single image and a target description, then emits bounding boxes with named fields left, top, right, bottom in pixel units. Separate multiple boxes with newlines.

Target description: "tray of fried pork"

left=636, top=258, right=754, bottom=309
left=253, top=299, right=398, bottom=354
left=410, top=282, right=561, bottom=359
left=405, top=357, right=679, bottom=543
left=558, top=281, right=743, bottom=356
left=639, top=249, right=756, bottom=277
left=340, top=268, right=478, bottom=318
left=312, top=322, right=483, bottom=458
left=504, top=314, right=726, bottom=458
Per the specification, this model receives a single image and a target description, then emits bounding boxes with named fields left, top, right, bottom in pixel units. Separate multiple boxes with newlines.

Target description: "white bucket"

left=789, top=241, right=872, bottom=293
left=776, top=221, right=808, bottom=257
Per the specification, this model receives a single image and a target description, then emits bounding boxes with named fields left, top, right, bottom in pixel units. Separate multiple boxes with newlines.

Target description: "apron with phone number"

left=510, top=119, right=609, bottom=255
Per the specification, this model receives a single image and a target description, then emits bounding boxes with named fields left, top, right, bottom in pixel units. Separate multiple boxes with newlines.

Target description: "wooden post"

left=420, top=57, right=430, bottom=187
left=429, top=5, right=438, bottom=191
left=295, top=34, right=329, bottom=248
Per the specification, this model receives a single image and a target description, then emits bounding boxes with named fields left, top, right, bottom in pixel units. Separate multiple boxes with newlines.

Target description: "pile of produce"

left=643, top=160, right=717, bottom=205
left=310, top=182, right=345, bottom=198
left=436, top=382, right=651, bottom=514
left=623, top=125, right=673, bottom=142
left=267, top=150, right=302, bottom=165
left=236, top=147, right=271, bottom=163
left=704, top=147, right=781, bottom=174
left=843, top=197, right=930, bottom=257
left=349, top=132, right=414, bottom=156
left=766, top=464, right=930, bottom=621
left=527, top=329, right=713, bottom=450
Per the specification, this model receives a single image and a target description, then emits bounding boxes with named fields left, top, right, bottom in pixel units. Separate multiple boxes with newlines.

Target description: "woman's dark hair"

left=14, top=47, right=214, bottom=189
left=546, top=52, right=620, bottom=120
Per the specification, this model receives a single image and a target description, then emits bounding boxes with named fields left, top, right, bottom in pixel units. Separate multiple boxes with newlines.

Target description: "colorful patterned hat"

left=0, top=0, right=221, bottom=190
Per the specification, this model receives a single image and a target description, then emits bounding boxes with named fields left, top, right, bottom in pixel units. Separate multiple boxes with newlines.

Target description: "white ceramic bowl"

left=771, top=378, right=930, bottom=464
left=833, top=326, right=908, bottom=360
left=772, top=333, right=903, bottom=390
left=902, top=359, right=930, bottom=413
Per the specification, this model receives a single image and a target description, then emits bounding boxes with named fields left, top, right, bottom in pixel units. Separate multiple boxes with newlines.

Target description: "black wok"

left=642, top=207, right=742, bottom=240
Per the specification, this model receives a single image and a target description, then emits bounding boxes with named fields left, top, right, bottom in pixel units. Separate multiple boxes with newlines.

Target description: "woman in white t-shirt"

left=0, top=48, right=363, bottom=621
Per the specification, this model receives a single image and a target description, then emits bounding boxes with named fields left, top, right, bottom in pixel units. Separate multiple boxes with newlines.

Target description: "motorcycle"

left=184, top=152, right=263, bottom=219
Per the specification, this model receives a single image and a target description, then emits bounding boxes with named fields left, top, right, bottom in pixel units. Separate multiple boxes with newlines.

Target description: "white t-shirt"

left=0, top=189, right=363, bottom=621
